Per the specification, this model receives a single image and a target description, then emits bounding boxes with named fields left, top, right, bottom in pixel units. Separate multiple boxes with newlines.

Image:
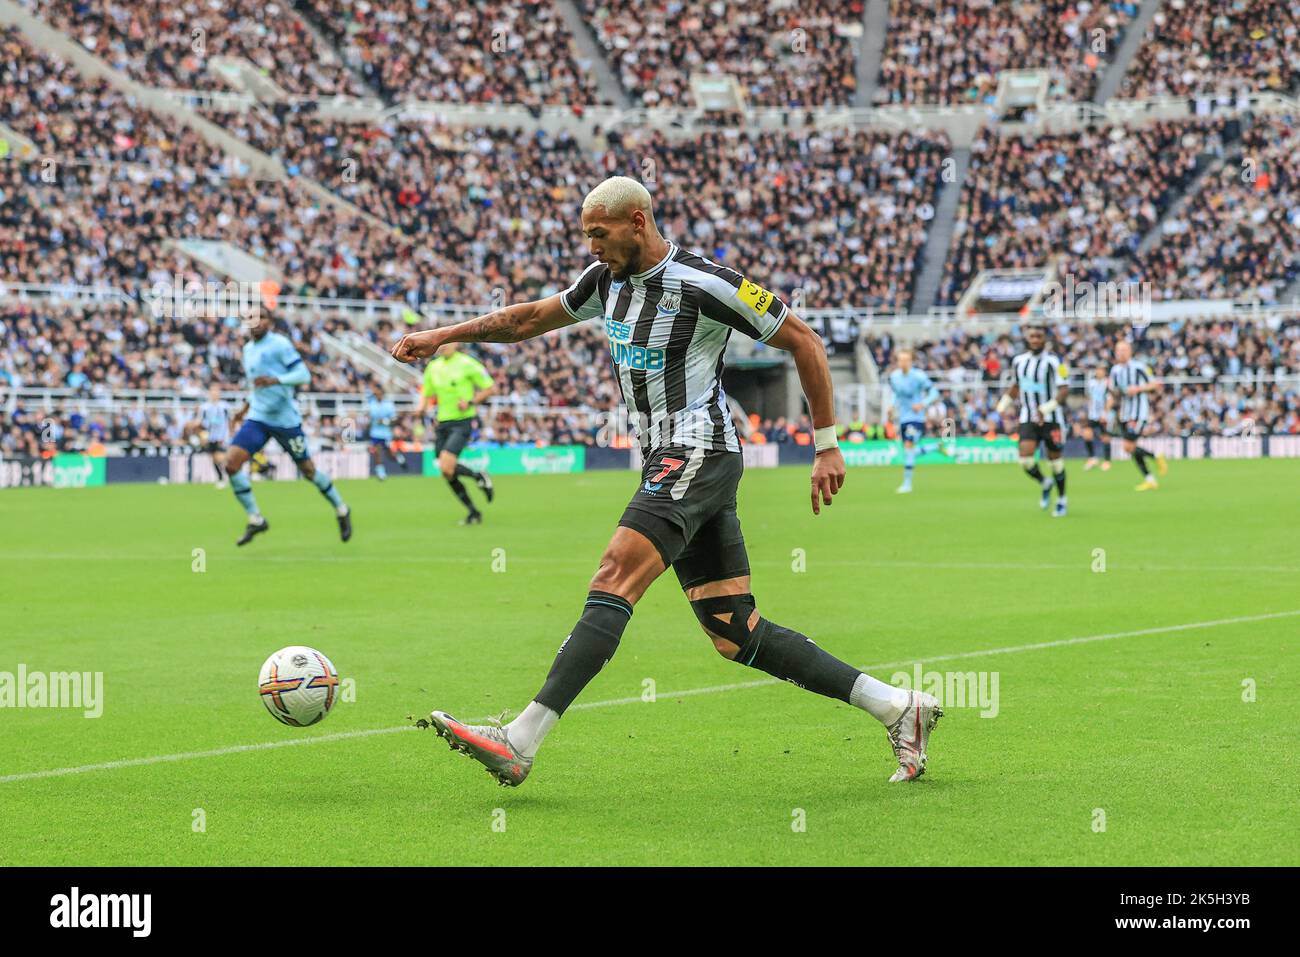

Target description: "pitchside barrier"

left=2, top=436, right=1296, bottom=489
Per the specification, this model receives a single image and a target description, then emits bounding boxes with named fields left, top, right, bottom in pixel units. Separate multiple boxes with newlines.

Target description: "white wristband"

left=813, top=425, right=839, bottom=453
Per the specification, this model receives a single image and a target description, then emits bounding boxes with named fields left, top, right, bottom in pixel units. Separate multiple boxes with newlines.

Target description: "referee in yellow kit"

left=418, top=341, right=496, bottom=524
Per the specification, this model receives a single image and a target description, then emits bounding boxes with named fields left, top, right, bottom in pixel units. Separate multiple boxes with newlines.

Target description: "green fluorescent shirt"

left=421, top=352, right=493, bottom=423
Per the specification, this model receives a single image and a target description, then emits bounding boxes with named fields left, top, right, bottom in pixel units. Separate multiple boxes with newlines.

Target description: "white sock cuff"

left=1051, top=458, right=1065, bottom=474
left=849, top=673, right=910, bottom=726
left=506, top=700, right=559, bottom=758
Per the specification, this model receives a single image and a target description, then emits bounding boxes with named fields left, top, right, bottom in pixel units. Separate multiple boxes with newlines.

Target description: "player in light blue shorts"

left=225, top=314, right=352, bottom=546
left=887, top=349, right=951, bottom=494
left=366, top=380, right=407, bottom=481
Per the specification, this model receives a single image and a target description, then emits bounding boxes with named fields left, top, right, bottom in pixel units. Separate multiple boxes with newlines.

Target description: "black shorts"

left=434, top=419, right=475, bottom=457
left=618, top=445, right=751, bottom=590
left=1019, top=420, right=1064, bottom=453
left=1119, top=420, right=1147, bottom=442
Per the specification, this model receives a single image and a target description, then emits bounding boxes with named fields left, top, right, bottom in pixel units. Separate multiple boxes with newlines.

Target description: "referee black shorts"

left=434, top=419, right=475, bottom=457
left=618, top=445, right=751, bottom=590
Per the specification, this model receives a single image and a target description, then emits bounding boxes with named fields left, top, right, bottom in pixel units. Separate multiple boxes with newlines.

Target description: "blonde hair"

left=582, top=176, right=654, bottom=221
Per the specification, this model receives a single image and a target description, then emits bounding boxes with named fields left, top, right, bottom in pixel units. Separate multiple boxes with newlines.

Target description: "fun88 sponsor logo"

left=605, top=318, right=665, bottom=370
left=610, top=342, right=665, bottom=370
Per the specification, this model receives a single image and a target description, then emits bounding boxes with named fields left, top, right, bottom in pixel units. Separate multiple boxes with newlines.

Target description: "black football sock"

left=1024, top=464, right=1046, bottom=483
left=446, top=476, right=478, bottom=513
left=737, top=618, right=861, bottom=703
left=1133, top=448, right=1151, bottom=476
left=1104, top=441, right=1112, bottom=461
left=454, top=463, right=483, bottom=482
left=534, top=591, right=632, bottom=715
left=1054, top=467, right=1066, bottom=497
left=1084, top=437, right=1096, bottom=457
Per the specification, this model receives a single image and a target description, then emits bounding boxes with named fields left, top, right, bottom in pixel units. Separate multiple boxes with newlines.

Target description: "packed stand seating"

left=24, top=0, right=364, bottom=96
left=300, top=0, right=600, bottom=105
left=0, top=301, right=373, bottom=395
left=1, top=22, right=948, bottom=311
left=875, top=0, right=1136, bottom=106
left=939, top=118, right=1234, bottom=306
left=226, top=111, right=952, bottom=311
left=579, top=0, right=862, bottom=107
left=0, top=30, right=490, bottom=303
left=0, top=26, right=225, bottom=167
left=0, top=303, right=624, bottom=454
left=0, top=160, right=490, bottom=303
left=1119, top=0, right=1300, bottom=100
left=1127, top=119, right=1300, bottom=303
left=864, top=316, right=1300, bottom=437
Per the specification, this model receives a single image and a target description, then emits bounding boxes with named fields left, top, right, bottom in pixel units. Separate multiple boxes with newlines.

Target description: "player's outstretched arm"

left=390, top=294, right=574, bottom=363
left=995, top=382, right=1019, bottom=416
left=766, top=314, right=845, bottom=516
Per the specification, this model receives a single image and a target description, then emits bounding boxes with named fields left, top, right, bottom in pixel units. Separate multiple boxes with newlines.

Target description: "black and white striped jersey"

left=1109, top=359, right=1153, bottom=423
left=1011, top=349, right=1069, bottom=428
left=561, top=243, right=788, bottom=452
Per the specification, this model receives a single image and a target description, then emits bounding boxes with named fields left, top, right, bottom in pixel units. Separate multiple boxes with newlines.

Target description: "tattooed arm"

left=390, top=294, right=576, bottom=362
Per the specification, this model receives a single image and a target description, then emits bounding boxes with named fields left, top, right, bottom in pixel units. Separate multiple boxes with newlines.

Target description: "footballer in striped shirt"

left=1108, top=339, right=1168, bottom=491
left=995, top=324, right=1070, bottom=517
left=391, top=176, right=943, bottom=787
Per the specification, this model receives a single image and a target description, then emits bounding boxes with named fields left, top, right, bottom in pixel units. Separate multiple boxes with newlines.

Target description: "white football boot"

left=885, top=690, right=943, bottom=783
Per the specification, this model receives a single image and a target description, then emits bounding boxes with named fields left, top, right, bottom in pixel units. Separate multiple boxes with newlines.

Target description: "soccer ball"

left=258, top=646, right=340, bottom=727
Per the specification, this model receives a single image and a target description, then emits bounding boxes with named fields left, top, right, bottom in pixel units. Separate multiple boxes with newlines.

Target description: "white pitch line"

left=0, top=726, right=416, bottom=785
left=2, top=553, right=1300, bottom=575
left=2, top=608, right=1297, bottom=785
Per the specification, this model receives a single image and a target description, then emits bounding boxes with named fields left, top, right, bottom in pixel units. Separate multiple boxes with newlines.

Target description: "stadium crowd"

left=189, top=107, right=951, bottom=310
left=303, top=0, right=600, bottom=105
left=867, top=315, right=1300, bottom=437
left=939, top=117, right=1237, bottom=305
left=875, top=0, right=1136, bottom=106
left=1130, top=119, right=1300, bottom=303
left=1119, top=0, right=1300, bottom=100
left=0, top=301, right=623, bottom=456
left=3, top=21, right=953, bottom=313
left=580, top=0, right=861, bottom=107
left=25, top=0, right=364, bottom=96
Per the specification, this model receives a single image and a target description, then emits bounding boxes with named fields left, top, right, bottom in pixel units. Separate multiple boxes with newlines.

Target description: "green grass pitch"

left=1, top=458, right=1296, bottom=866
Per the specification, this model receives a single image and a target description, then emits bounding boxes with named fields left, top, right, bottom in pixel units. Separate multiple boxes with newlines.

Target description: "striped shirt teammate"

left=1108, top=339, right=1167, bottom=491
left=1081, top=366, right=1112, bottom=471
left=996, top=324, right=1070, bottom=517
left=391, top=175, right=942, bottom=788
